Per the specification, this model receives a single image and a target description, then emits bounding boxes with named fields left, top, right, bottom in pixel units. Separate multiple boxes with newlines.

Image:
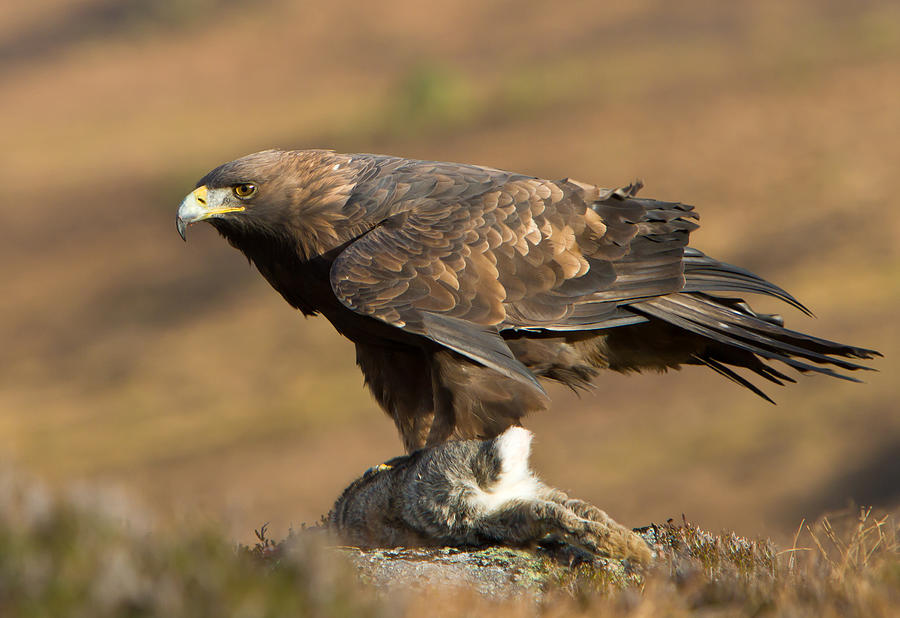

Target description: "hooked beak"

left=176, top=185, right=245, bottom=241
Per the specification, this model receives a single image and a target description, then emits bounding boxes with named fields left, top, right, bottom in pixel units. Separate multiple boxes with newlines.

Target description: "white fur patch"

left=469, top=427, right=541, bottom=512
left=495, top=426, right=533, bottom=478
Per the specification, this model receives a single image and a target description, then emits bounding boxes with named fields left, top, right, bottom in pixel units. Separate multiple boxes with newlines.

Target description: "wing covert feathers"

left=332, top=170, right=699, bottom=335
left=326, top=156, right=878, bottom=398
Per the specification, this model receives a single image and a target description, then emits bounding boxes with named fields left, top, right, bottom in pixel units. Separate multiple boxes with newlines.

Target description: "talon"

left=364, top=463, right=394, bottom=476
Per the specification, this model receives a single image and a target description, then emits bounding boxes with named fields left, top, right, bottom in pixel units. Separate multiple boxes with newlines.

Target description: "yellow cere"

left=192, top=185, right=245, bottom=216
left=192, top=185, right=208, bottom=204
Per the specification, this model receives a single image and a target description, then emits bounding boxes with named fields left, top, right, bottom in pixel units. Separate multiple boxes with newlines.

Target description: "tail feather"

left=633, top=297, right=859, bottom=380
left=646, top=294, right=876, bottom=372
left=690, top=293, right=875, bottom=360
left=690, top=355, right=779, bottom=404
left=629, top=289, right=878, bottom=401
left=681, top=248, right=812, bottom=316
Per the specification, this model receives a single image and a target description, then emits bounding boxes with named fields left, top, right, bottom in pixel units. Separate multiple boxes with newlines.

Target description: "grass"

left=1, top=469, right=897, bottom=617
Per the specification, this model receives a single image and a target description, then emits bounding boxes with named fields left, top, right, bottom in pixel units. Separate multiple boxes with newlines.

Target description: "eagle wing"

left=330, top=160, right=699, bottom=389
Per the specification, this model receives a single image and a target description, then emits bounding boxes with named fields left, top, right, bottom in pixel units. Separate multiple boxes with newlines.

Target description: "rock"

left=263, top=522, right=776, bottom=600
left=334, top=529, right=658, bottom=598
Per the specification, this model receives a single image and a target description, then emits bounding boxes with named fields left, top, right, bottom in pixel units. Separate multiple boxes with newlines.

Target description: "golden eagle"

left=176, top=150, right=878, bottom=452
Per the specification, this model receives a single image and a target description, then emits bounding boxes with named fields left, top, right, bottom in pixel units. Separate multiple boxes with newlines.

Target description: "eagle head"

left=175, top=149, right=355, bottom=246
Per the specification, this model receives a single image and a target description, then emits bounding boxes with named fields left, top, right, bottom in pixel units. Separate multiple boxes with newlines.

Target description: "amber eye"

left=233, top=183, right=257, bottom=199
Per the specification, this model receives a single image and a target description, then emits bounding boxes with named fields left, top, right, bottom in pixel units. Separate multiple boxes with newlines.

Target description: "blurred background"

left=1, top=0, right=898, bottom=546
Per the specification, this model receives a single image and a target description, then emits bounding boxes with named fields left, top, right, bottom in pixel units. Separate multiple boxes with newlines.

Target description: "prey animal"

left=328, top=426, right=652, bottom=563
left=176, top=150, right=878, bottom=453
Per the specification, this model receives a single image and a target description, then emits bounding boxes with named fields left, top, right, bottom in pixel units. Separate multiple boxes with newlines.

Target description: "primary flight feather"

left=176, top=150, right=878, bottom=452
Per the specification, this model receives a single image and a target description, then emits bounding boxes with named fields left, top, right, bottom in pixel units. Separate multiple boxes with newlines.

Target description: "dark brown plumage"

left=176, top=149, right=879, bottom=452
